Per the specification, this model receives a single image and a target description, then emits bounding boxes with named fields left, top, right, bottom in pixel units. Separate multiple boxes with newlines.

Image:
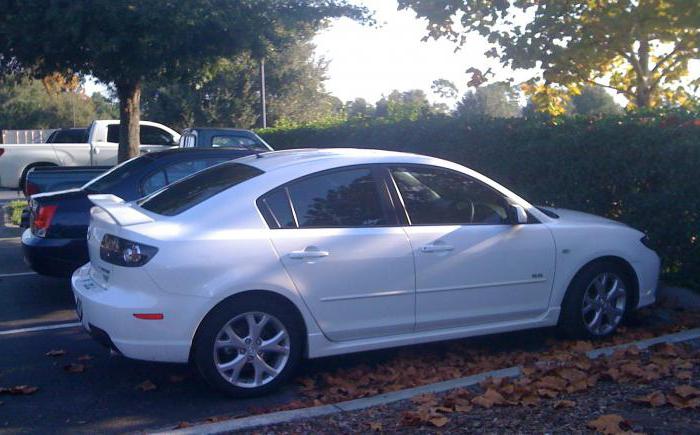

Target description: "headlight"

left=100, top=234, right=158, bottom=267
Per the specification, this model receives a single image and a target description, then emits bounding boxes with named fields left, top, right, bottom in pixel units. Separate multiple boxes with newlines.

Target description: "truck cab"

left=178, top=128, right=271, bottom=151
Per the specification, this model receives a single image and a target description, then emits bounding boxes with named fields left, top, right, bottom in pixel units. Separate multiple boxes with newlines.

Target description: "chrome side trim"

left=320, top=289, right=412, bottom=302
left=417, top=278, right=547, bottom=295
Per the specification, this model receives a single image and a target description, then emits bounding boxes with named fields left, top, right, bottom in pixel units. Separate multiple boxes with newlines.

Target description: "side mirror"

left=510, top=204, right=528, bottom=225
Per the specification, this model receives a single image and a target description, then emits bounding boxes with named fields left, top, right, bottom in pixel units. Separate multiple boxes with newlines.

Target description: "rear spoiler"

left=88, top=194, right=154, bottom=226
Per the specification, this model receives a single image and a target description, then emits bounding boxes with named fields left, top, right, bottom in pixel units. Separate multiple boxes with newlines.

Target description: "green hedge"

left=259, top=113, right=700, bottom=288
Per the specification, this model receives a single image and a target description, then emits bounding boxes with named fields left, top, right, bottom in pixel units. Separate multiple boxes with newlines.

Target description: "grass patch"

left=5, top=200, right=27, bottom=226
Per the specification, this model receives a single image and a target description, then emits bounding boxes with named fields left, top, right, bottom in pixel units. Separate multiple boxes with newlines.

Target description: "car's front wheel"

left=193, top=296, right=302, bottom=397
left=559, top=262, right=632, bottom=339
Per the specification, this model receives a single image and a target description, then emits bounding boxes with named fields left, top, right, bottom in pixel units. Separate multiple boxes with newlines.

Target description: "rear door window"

left=139, top=163, right=263, bottom=216
left=284, top=167, right=390, bottom=228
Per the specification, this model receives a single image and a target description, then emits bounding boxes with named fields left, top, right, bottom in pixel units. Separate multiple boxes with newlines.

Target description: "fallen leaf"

left=0, top=385, right=39, bottom=395
left=587, top=414, right=628, bottom=434
left=63, top=363, right=86, bottom=373
left=631, top=391, right=666, bottom=407
left=175, top=422, right=191, bottom=429
left=537, top=375, right=567, bottom=391
left=675, top=371, right=692, bottom=381
left=429, top=415, right=449, bottom=428
left=674, top=385, right=700, bottom=399
left=45, top=349, right=66, bottom=357
left=471, top=388, right=505, bottom=408
left=368, top=421, right=383, bottom=431
left=136, top=380, right=157, bottom=392
left=553, top=399, right=576, bottom=409
left=570, top=341, right=594, bottom=352
left=77, top=355, right=94, bottom=361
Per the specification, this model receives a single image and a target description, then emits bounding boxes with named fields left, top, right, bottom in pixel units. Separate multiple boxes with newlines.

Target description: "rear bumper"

left=71, top=263, right=204, bottom=363
left=21, top=229, right=87, bottom=277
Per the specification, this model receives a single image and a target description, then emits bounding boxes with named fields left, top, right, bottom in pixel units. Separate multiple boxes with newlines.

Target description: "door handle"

left=421, top=244, right=454, bottom=253
left=288, top=246, right=330, bottom=259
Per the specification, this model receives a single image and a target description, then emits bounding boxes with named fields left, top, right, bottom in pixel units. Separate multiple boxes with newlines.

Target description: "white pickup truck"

left=0, top=120, right=180, bottom=189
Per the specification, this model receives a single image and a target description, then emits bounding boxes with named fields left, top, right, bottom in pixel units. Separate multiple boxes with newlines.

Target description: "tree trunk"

left=635, top=37, right=652, bottom=108
left=116, top=81, right=142, bottom=163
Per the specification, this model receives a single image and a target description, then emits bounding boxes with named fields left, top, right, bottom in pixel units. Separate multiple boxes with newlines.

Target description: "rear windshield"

left=139, top=162, right=263, bottom=216
left=83, top=155, right=155, bottom=193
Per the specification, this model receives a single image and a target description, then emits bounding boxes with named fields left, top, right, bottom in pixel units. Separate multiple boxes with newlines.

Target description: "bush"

left=259, top=112, right=700, bottom=288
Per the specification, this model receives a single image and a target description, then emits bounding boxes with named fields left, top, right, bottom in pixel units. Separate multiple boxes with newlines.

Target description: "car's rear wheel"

left=559, top=262, right=631, bottom=339
left=193, top=296, right=302, bottom=397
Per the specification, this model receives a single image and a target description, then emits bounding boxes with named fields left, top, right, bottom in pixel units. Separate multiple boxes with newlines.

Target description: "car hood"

left=538, top=206, right=628, bottom=227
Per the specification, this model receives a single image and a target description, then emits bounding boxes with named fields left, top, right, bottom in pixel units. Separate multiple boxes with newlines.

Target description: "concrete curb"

left=154, top=327, right=700, bottom=435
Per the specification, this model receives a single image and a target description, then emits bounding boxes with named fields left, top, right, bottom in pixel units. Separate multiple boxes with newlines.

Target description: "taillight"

left=24, top=181, right=39, bottom=197
left=100, top=234, right=158, bottom=267
left=31, top=205, right=57, bottom=237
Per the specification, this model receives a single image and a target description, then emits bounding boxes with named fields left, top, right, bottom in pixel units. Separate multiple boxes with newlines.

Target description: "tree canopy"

left=456, top=82, right=521, bottom=119
left=399, top=0, right=700, bottom=112
left=0, top=0, right=367, bottom=160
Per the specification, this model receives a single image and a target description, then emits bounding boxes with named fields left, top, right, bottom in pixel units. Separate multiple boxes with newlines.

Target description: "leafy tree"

left=345, top=98, right=374, bottom=119
left=142, top=36, right=342, bottom=130
left=456, top=82, right=521, bottom=119
left=399, top=0, right=700, bottom=109
left=571, top=87, right=622, bottom=116
left=431, top=79, right=459, bottom=100
left=375, top=89, right=435, bottom=121
left=0, top=1, right=366, bottom=161
left=0, top=75, right=97, bottom=128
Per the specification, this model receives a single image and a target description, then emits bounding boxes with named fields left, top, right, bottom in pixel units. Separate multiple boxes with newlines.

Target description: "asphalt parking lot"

left=1, top=191, right=697, bottom=434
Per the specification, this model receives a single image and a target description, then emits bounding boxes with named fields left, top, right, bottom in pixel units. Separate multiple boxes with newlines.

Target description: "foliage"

left=260, top=111, right=700, bottom=288
left=571, top=87, right=622, bottom=116
left=456, top=82, right=521, bottom=119
left=399, top=1, right=700, bottom=109
left=431, top=79, right=459, bottom=100
left=0, top=76, right=100, bottom=128
left=0, top=0, right=368, bottom=161
left=142, top=36, right=342, bottom=130
left=5, top=200, right=25, bottom=226
left=375, top=89, right=446, bottom=121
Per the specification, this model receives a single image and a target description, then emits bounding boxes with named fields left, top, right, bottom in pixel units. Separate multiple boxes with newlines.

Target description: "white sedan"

left=72, top=148, right=660, bottom=396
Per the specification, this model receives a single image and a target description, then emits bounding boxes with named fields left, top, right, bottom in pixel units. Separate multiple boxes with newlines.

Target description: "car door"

left=388, top=165, right=556, bottom=332
left=261, top=166, right=416, bottom=341
left=139, top=125, right=177, bottom=154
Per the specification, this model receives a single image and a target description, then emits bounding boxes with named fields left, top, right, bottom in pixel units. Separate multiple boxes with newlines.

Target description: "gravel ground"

left=239, top=340, right=700, bottom=434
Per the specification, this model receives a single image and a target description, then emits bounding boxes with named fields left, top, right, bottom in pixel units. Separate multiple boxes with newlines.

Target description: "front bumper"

left=71, top=263, right=207, bottom=363
left=22, top=229, right=87, bottom=277
left=633, top=248, right=661, bottom=309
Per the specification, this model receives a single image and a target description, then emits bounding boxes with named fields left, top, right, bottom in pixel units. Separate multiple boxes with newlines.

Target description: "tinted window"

left=107, top=124, right=119, bottom=143
left=83, top=155, right=155, bottom=193
left=141, top=126, right=173, bottom=146
left=139, top=163, right=263, bottom=216
left=47, top=128, right=88, bottom=143
left=259, top=188, right=296, bottom=229
left=391, top=166, right=510, bottom=225
left=286, top=168, right=387, bottom=228
left=141, top=171, right=167, bottom=196
left=211, top=135, right=261, bottom=148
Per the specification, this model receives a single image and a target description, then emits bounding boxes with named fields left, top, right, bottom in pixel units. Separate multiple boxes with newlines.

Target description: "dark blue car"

left=22, top=147, right=266, bottom=277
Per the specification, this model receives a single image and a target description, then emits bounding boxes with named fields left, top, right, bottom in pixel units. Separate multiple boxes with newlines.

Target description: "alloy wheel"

left=213, top=312, right=290, bottom=388
left=581, top=272, right=627, bottom=336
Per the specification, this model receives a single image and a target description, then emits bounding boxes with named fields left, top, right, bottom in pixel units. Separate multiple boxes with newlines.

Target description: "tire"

left=193, top=295, right=303, bottom=397
left=559, top=261, right=632, bottom=339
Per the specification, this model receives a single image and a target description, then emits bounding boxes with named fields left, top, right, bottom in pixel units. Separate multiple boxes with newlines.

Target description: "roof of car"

left=237, top=148, right=432, bottom=173
left=183, top=127, right=256, bottom=134
left=144, top=147, right=255, bottom=159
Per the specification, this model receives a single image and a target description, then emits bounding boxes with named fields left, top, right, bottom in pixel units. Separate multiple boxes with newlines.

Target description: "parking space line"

left=0, top=236, right=21, bottom=241
left=0, top=271, right=37, bottom=278
left=0, top=322, right=81, bottom=336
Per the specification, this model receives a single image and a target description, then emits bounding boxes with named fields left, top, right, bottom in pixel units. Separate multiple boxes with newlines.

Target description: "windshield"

left=83, top=155, right=155, bottom=193
left=138, top=162, right=263, bottom=216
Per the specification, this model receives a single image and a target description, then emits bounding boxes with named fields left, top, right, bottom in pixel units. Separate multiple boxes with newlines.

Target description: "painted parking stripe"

left=0, top=271, right=37, bottom=278
left=0, top=322, right=81, bottom=336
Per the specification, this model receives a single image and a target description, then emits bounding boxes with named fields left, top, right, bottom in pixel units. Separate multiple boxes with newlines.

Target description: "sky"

left=86, top=0, right=698, bottom=108
left=312, top=0, right=533, bottom=106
